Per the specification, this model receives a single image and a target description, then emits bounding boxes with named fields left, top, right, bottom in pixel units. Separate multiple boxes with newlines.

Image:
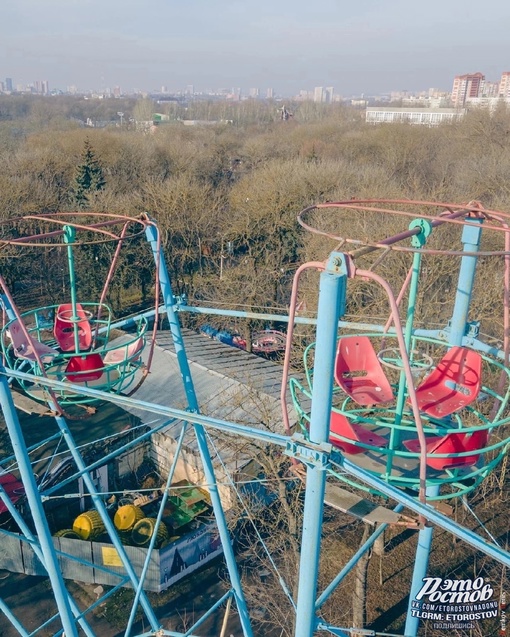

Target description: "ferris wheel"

left=0, top=201, right=509, bottom=636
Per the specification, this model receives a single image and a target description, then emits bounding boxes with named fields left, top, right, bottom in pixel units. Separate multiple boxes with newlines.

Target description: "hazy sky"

left=3, top=0, right=510, bottom=96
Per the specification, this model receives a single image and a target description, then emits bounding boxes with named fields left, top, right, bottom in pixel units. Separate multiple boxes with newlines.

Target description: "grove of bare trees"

left=2, top=94, right=510, bottom=636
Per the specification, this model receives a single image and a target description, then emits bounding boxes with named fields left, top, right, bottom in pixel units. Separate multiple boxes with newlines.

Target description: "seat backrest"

left=435, top=346, right=481, bottom=394
left=8, top=319, right=58, bottom=361
left=427, top=429, right=489, bottom=470
left=329, top=411, right=361, bottom=454
left=54, top=303, right=92, bottom=352
left=334, top=336, right=394, bottom=405
left=414, top=346, right=482, bottom=418
left=335, top=336, right=381, bottom=376
left=8, top=319, right=32, bottom=356
left=104, top=336, right=144, bottom=365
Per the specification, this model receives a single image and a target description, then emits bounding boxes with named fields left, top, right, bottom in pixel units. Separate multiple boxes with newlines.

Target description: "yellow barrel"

left=114, top=505, right=144, bottom=532
left=72, top=510, right=105, bottom=540
left=118, top=530, right=133, bottom=546
left=131, top=518, right=169, bottom=548
left=54, top=529, right=81, bottom=540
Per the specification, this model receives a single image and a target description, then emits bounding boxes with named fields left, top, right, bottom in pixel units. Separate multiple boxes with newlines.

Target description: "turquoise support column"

left=404, top=485, right=439, bottom=636
left=449, top=218, right=483, bottom=347
left=63, top=225, right=81, bottom=352
left=295, top=253, right=348, bottom=637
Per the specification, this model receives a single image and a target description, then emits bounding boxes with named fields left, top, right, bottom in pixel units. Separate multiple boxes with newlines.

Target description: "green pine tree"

left=74, top=139, right=106, bottom=208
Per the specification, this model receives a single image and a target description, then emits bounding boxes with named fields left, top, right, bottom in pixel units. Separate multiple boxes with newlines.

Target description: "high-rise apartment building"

left=499, top=72, right=510, bottom=98
left=5, top=77, right=13, bottom=92
left=266, top=88, right=274, bottom=99
left=451, top=72, right=485, bottom=107
left=314, top=86, right=324, bottom=103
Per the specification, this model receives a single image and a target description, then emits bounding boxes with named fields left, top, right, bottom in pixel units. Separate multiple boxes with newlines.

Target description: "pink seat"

left=334, top=336, right=394, bottom=405
left=65, top=353, right=104, bottom=382
left=329, top=411, right=387, bottom=455
left=54, top=304, right=92, bottom=353
left=8, top=319, right=59, bottom=362
left=103, top=336, right=144, bottom=365
left=403, top=429, right=489, bottom=470
left=413, top=347, right=482, bottom=418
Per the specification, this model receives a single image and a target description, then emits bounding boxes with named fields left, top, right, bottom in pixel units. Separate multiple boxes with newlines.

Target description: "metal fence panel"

left=91, top=542, right=131, bottom=588
left=0, top=532, right=24, bottom=572
left=21, top=538, right=46, bottom=576
left=54, top=537, right=95, bottom=583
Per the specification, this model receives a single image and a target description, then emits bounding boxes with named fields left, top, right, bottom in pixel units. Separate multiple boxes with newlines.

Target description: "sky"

left=3, top=0, right=510, bottom=97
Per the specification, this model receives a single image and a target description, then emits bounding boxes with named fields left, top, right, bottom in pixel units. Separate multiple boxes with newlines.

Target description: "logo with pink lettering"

left=410, top=576, right=499, bottom=631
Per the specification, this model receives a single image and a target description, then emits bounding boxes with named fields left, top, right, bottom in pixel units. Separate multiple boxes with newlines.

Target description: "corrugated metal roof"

left=122, top=329, right=301, bottom=461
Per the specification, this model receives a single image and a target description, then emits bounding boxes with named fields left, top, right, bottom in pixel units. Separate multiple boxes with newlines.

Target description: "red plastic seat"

left=334, top=336, right=394, bottom=405
left=65, top=353, right=104, bottom=382
left=329, top=411, right=387, bottom=455
left=413, top=346, right=482, bottom=418
left=403, top=429, right=489, bottom=470
left=54, top=304, right=92, bottom=353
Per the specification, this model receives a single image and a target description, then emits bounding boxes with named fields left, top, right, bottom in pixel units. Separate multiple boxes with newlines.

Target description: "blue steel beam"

left=108, top=302, right=506, bottom=361
left=316, top=504, right=404, bottom=609
left=295, top=253, right=348, bottom=637
left=0, top=598, right=30, bottom=637
left=5, top=372, right=510, bottom=573
left=51, top=413, right=161, bottom=632
left=404, top=218, right=483, bottom=635
left=448, top=218, right=483, bottom=347
left=110, top=304, right=507, bottom=362
left=404, top=487, right=438, bottom=637
left=144, top=221, right=254, bottom=637
left=42, top=418, right=180, bottom=497
left=0, top=373, right=79, bottom=637
left=124, top=421, right=189, bottom=635
left=0, top=485, right=96, bottom=637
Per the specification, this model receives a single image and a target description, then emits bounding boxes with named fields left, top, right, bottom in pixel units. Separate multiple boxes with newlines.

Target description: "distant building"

left=499, top=72, right=510, bottom=98
left=266, top=88, right=274, bottom=99
left=484, top=81, right=500, bottom=97
left=5, top=77, right=13, bottom=92
left=248, top=87, right=259, bottom=98
left=314, top=86, right=324, bottom=103
left=451, top=73, right=485, bottom=107
left=295, top=89, right=312, bottom=101
left=366, top=106, right=463, bottom=126
left=463, top=96, right=510, bottom=111
left=33, top=80, right=49, bottom=95
left=325, top=86, right=334, bottom=103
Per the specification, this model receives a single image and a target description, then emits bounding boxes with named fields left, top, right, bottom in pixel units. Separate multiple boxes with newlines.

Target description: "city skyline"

left=3, top=0, right=510, bottom=97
